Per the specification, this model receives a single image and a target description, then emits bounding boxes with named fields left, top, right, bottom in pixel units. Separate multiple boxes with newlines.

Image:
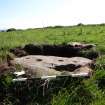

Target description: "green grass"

left=1, top=24, right=105, bottom=104
left=1, top=25, right=105, bottom=51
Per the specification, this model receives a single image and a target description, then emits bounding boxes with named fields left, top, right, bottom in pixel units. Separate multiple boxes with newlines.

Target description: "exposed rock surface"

left=68, top=42, right=96, bottom=49
left=12, top=55, right=93, bottom=78
left=4, top=42, right=98, bottom=78
left=61, top=66, right=93, bottom=77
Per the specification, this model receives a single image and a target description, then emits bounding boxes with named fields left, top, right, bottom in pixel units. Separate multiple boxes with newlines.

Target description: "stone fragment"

left=68, top=42, right=96, bottom=49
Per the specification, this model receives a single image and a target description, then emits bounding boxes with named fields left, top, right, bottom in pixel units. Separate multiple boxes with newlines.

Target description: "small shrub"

left=6, top=28, right=16, bottom=32
left=53, top=26, right=64, bottom=28
left=77, top=23, right=84, bottom=26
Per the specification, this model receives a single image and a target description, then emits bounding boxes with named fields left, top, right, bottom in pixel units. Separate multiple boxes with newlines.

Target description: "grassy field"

left=1, top=24, right=105, bottom=105
left=0, top=24, right=105, bottom=59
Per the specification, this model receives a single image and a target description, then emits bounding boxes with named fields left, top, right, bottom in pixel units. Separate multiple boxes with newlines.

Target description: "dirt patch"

left=10, top=43, right=98, bottom=59
left=10, top=47, right=28, bottom=57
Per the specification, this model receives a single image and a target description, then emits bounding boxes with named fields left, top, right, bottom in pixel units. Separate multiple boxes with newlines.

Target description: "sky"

left=0, top=0, right=105, bottom=29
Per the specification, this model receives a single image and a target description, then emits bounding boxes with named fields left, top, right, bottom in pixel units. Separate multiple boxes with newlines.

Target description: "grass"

left=1, top=24, right=105, bottom=104
left=1, top=25, right=105, bottom=52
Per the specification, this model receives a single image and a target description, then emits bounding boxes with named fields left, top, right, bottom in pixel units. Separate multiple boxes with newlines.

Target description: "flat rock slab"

left=12, top=55, right=93, bottom=78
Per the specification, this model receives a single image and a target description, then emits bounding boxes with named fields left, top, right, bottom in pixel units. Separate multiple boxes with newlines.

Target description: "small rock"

left=72, top=66, right=93, bottom=77
left=14, top=70, right=25, bottom=77
left=68, top=42, right=96, bottom=49
left=61, top=66, right=92, bottom=77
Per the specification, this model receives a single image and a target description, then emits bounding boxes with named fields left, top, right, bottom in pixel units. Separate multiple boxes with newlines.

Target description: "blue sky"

left=0, top=0, right=105, bottom=29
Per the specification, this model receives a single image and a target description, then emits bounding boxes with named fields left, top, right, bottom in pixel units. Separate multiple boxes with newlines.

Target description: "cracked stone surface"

left=12, top=55, right=93, bottom=78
